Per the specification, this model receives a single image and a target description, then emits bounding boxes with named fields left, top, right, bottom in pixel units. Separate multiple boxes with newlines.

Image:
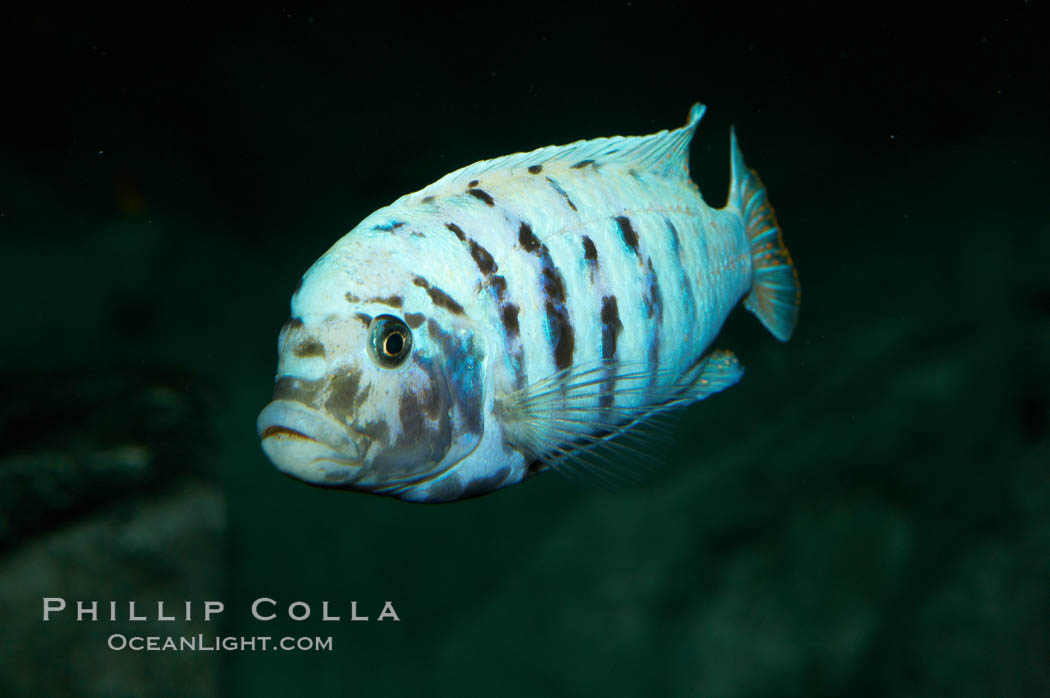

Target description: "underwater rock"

left=0, top=365, right=225, bottom=697
left=0, top=482, right=225, bottom=698
left=0, top=365, right=217, bottom=553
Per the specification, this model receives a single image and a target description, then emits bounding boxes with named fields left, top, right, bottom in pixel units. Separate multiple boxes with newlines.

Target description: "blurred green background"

left=1, top=5, right=1047, bottom=697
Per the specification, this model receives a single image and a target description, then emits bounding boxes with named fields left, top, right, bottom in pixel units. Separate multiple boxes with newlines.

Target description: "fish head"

left=257, top=245, right=488, bottom=499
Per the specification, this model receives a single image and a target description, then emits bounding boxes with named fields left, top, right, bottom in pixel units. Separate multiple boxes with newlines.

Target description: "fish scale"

left=257, top=103, right=799, bottom=502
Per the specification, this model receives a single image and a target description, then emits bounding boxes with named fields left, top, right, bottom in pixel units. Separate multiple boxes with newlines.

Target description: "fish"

left=257, top=103, right=799, bottom=503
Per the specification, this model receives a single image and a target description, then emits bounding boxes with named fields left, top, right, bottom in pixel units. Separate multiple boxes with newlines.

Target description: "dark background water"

left=2, top=4, right=1047, bottom=697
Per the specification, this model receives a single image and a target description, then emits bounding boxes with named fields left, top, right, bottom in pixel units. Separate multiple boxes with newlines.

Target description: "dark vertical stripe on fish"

left=545, top=177, right=577, bottom=212
left=445, top=222, right=467, bottom=241
left=644, top=257, right=664, bottom=386
left=501, top=303, right=520, bottom=338
left=456, top=223, right=521, bottom=390
left=599, top=295, right=622, bottom=409
left=483, top=269, right=523, bottom=389
left=666, top=219, right=682, bottom=263
left=543, top=266, right=574, bottom=371
left=518, top=222, right=542, bottom=253
left=666, top=218, right=697, bottom=339
left=467, top=188, right=495, bottom=206
left=615, top=216, right=639, bottom=255
left=413, top=277, right=465, bottom=316
left=490, top=275, right=507, bottom=301
left=582, top=236, right=598, bottom=265
left=518, top=220, right=574, bottom=371
left=469, top=240, right=498, bottom=275
left=500, top=299, right=525, bottom=389
left=448, top=221, right=499, bottom=277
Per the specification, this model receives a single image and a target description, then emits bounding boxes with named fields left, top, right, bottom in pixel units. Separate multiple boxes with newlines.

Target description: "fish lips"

left=257, top=399, right=370, bottom=486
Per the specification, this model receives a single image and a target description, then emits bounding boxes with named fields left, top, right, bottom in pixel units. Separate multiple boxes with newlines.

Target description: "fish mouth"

left=257, top=399, right=370, bottom=486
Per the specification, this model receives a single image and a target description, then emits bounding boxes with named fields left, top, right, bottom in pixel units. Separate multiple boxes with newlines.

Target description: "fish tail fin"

left=728, top=127, right=800, bottom=341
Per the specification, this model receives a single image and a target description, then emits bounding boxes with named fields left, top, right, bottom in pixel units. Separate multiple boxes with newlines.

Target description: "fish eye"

left=368, top=315, right=412, bottom=368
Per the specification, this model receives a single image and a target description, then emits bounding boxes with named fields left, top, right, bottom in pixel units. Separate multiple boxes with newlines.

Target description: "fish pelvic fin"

left=728, top=128, right=800, bottom=341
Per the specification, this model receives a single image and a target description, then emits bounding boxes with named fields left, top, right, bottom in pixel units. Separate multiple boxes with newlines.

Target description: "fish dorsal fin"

left=417, top=103, right=707, bottom=197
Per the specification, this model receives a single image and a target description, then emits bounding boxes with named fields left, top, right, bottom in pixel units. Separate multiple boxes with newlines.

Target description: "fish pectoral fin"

left=497, top=359, right=675, bottom=455
left=497, top=353, right=740, bottom=491
left=544, top=349, right=743, bottom=490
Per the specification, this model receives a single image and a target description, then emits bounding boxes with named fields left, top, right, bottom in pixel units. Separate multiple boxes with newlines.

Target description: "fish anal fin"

left=684, top=349, right=745, bottom=402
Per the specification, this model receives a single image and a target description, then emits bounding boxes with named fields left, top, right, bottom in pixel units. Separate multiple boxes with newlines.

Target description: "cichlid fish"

left=257, top=103, right=799, bottom=502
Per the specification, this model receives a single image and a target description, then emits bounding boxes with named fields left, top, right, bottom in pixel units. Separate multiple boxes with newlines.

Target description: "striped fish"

left=257, top=103, right=799, bottom=502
